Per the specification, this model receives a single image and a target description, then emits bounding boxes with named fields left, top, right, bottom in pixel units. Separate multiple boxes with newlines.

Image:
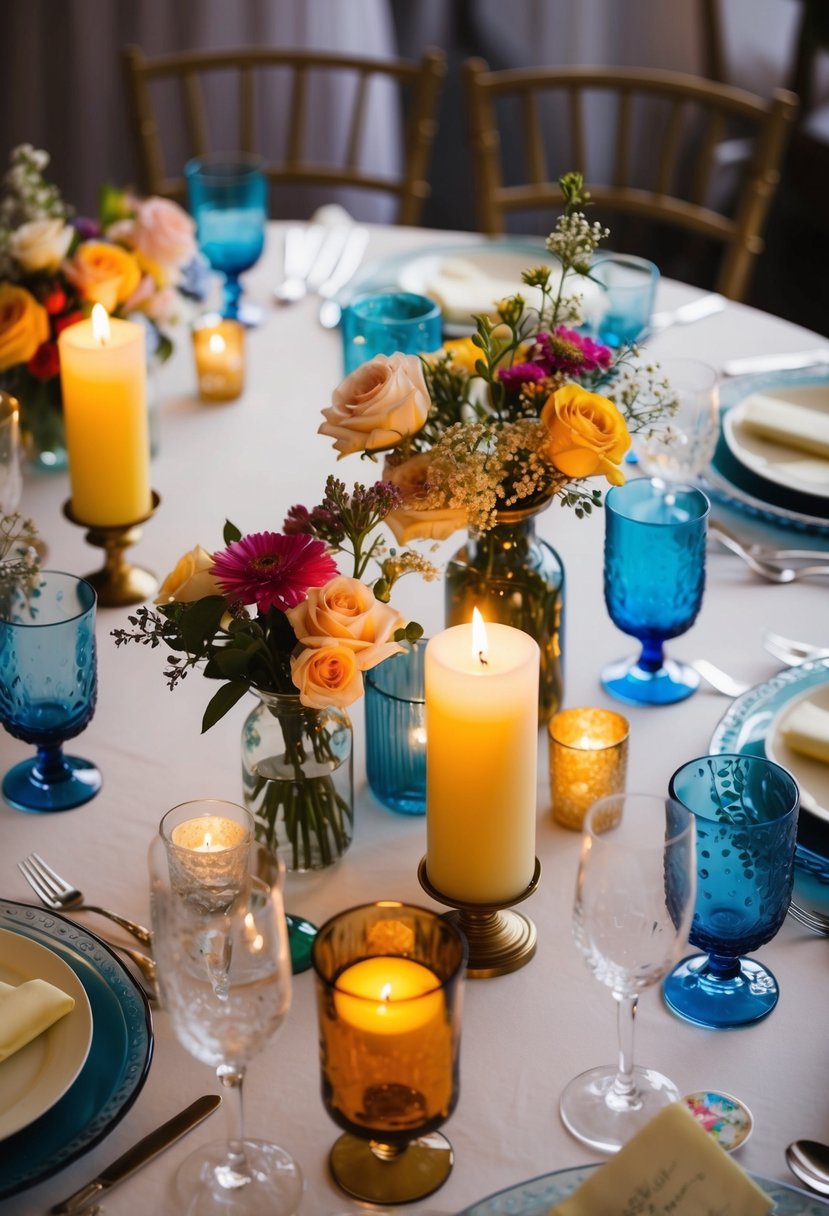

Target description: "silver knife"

left=50, top=1094, right=221, bottom=1214
left=649, top=292, right=726, bottom=334
left=720, top=347, right=829, bottom=377
left=318, top=226, right=371, bottom=329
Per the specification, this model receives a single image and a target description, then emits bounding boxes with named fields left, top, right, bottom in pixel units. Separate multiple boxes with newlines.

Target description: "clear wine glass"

left=559, top=792, right=696, bottom=1153
left=149, top=838, right=302, bottom=1215
left=184, top=154, right=267, bottom=326
left=0, top=570, right=101, bottom=812
left=634, top=358, right=720, bottom=482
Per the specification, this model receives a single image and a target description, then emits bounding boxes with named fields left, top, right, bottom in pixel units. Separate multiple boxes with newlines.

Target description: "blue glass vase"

left=365, top=641, right=427, bottom=815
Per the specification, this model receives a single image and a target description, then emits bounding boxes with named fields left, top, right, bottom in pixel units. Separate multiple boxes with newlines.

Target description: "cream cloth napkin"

left=740, top=394, right=829, bottom=460
left=423, top=256, right=600, bottom=325
left=781, top=699, right=829, bottom=764
left=0, top=977, right=75, bottom=1064
left=550, top=1102, right=772, bottom=1215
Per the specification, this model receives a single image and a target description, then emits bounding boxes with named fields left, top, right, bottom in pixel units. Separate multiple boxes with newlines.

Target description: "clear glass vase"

left=444, top=501, right=565, bottom=722
left=241, top=690, right=353, bottom=872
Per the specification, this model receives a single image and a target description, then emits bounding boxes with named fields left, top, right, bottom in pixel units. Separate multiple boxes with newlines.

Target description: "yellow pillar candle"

left=425, top=612, right=539, bottom=905
left=59, top=305, right=151, bottom=526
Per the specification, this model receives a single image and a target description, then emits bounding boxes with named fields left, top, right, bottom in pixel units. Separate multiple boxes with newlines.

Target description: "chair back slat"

left=523, top=92, right=547, bottom=186
left=182, top=73, right=209, bottom=159
left=690, top=109, right=726, bottom=206
left=614, top=89, right=632, bottom=187
left=345, top=72, right=370, bottom=171
left=656, top=100, right=686, bottom=195
left=568, top=87, right=586, bottom=174
left=239, top=66, right=256, bottom=153
left=286, top=65, right=308, bottom=168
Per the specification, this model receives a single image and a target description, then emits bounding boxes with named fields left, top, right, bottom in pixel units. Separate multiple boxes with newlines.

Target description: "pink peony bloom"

left=211, top=532, right=338, bottom=614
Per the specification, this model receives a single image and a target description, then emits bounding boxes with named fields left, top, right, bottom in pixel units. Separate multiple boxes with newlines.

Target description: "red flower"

left=26, top=341, right=61, bottom=381
left=211, top=532, right=339, bottom=614
left=44, top=288, right=67, bottom=315
left=54, top=310, right=84, bottom=335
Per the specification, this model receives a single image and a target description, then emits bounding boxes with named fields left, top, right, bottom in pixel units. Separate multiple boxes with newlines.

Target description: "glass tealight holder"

left=159, top=798, right=254, bottom=912
left=365, top=640, right=427, bottom=815
left=549, top=707, right=630, bottom=830
left=341, top=291, right=442, bottom=374
left=192, top=313, right=245, bottom=402
left=312, top=901, right=467, bottom=1206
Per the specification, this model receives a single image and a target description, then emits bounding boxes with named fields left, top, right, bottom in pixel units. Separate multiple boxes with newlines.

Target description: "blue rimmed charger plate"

left=457, top=1163, right=829, bottom=1213
left=0, top=900, right=153, bottom=1198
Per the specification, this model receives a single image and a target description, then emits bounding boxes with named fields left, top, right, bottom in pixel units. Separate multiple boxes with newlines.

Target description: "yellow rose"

left=384, top=453, right=467, bottom=543
left=291, top=643, right=365, bottom=709
left=441, top=336, right=481, bottom=374
left=286, top=575, right=404, bottom=670
left=64, top=241, right=142, bottom=313
left=0, top=284, right=50, bottom=372
left=9, top=218, right=74, bottom=273
left=541, top=384, right=630, bottom=487
left=320, top=352, right=430, bottom=456
left=155, top=545, right=223, bottom=604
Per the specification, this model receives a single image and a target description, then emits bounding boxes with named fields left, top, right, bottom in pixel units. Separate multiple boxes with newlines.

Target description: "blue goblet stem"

left=705, top=952, right=743, bottom=982
left=33, top=743, right=72, bottom=786
left=636, top=638, right=665, bottom=674
left=221, top=274, right=243, bottom=321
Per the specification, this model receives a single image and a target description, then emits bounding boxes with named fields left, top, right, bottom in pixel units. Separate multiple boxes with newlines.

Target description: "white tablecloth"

left=3, top=223, right=828, bottom=1215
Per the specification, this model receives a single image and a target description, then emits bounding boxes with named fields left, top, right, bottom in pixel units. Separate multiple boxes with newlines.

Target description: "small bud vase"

left=241, top=690, right=353, bottom=872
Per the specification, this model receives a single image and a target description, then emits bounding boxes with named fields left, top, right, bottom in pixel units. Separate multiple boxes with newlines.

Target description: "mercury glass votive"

left=549, top=707, right=629, bottom=830
left=159, top=798, right=254, bottom=911
left=312, top=901, right=466, bottom=1205
left=192, top=313, right=245, bottom=401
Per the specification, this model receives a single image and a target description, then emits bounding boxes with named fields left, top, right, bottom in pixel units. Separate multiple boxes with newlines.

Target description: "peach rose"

left=286, top=575, right=404, bottom=671
left=0, top=284, right=50, bottom=372
left=155, top=545, right=223, bottom=604
left=320, top=353, right=430, bottom=456
left=384, top=453, right=467, bottom=543
left=131, top=197, right=197, bottom=270
left=9, top=218, right=74, bottom=273
left=64, top=241, right=142, bottom=312
left=291, top=643, right=365, bottom=709
left=541, top=384, right=630, bottom=487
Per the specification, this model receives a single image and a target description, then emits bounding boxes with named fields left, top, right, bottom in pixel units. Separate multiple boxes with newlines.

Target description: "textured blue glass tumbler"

left=341, top=291, right=442, bottom=374
left=601, top=477, right=709, bottom=706
left=663, top=754, right=799, bottom=1028
left=365, top=641, right=426, bottom=815
left=184, top=154, right=266, bottom=324
left=0, top=571, right=101, bottom=812
left=587, top=254, right=659, bottom=347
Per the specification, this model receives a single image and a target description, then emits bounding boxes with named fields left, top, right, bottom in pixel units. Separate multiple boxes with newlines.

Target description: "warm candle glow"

left=334, top=957, right=443, bottom=1036
left=91, top=303, right=110, bottom=344
left=208, top=332, right=226, bottom=355
left=549, top=707, right=630, bottom=831
left=471, top=607, right=488, bottom=666
left=192, top=315, right=245, bottom=402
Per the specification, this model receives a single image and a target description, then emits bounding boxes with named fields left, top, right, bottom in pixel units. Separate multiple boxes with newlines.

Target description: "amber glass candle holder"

left=549, top=707, right=629, bottom=830
left=312, top=901, right=467, bottom=1205
left=192, top=313, right=245, bottom=401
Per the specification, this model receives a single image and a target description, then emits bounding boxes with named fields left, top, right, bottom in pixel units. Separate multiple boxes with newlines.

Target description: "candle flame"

left=380, top=983, right=393, bottom=1002
left=471, top=607, right=488, bottom=666
left=202, top=832, right=212, bottom=849
left=208, top=333, right=226, bottom=354
left=91, top=303, right=111, bottom=345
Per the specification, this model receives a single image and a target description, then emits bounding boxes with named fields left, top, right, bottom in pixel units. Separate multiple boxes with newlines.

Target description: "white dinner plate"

left=723, top=383, right=829, bottom=500
left=0, top=927, right=93, bottom=1140
left=765, top=680, right=829, bottom=822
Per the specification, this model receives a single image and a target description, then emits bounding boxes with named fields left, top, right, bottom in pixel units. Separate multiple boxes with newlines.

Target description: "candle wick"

left=478, top=651, right=488, bottom=666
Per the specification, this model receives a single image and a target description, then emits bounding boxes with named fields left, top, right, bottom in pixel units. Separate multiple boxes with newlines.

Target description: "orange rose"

left=0, top=284, right=50, bottom=372
left=64, top=241, right=142, bottom=312
left=383, top=453, right=467, bottom=543
left=541, top=384, right=630, bottom=487
left=291, top=643, right=365, bottom=709
left=286, top=575, right=404, bottom=670
left=320, top=353, right=430, bottom=456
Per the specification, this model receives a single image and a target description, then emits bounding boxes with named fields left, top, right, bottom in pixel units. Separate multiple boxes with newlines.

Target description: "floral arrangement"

left=0, top=512, right=41, bottom=615
left=0, top=144, right=207, bottom=456
left=320, top=172, right=675, bottom=539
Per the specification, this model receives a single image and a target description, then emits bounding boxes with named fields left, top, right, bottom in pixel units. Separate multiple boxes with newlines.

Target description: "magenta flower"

left=537, top=327, right=612, bottom=375
left=498, top=362, right=549, bottom=392
left=211, top=532, right=338, bottom=614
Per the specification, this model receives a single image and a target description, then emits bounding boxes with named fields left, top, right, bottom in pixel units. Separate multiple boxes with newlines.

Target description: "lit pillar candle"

left=425, top=612, right=539, bottom=904
left=59, top=305, right=151, bottom=526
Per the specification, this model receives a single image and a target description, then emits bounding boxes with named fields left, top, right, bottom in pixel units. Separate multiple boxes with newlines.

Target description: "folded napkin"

left=550, top=1102, right=772, bottom=1215
left=0, top=977, right=75, bottom=1064
left=781, top=698, right=829, bottom=764
left=423, top=256, right=547, bottom=323
left=740, top=393, right=829, bottom=460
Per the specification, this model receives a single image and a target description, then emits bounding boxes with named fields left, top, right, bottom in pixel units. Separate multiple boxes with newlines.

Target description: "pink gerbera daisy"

left=211, top=532, right=338, bottom=614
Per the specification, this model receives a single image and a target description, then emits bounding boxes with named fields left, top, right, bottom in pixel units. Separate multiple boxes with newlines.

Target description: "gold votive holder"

left=192, top=313, right=245, bottom=402
left=63, top=491, right=160, bottom=608
left=418, top=856, right=541, bottom=979
left=312, top=901, right=466, bottom=1206
left=549, top=707, right=629, bottom=831
left=159, top=798, right=254, bottom=912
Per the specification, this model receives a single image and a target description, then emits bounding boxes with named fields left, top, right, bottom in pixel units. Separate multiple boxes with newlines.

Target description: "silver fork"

left=788, top=900, right=829, bottom=935
left=17, top=853, right=153, bottom=945
left=764, top=631, right=829, bottom=666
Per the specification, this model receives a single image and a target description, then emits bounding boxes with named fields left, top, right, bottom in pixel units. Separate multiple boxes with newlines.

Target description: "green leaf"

left=212, top=648, right=254, bottom=679
left=179, top=596, right=226, bottom=652
left=223, top=520, right=242, bottom=544
left=201, top=680, right=249, bottom=732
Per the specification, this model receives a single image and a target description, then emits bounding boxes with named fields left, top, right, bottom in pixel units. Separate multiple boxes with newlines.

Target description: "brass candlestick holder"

left=63, top=491, right=160, bottom=608
left=418, top=856, right=541, bottom=979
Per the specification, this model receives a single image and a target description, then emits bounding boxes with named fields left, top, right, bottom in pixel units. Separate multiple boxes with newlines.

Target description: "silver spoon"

left=709, top=525, right=829, bottom=584
left=786, top=1139, right=829, bottom=1195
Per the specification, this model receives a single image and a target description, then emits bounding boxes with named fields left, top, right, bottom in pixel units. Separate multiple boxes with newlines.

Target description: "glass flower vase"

left=445, top=502, right=565, bottom=722
left=0, top=372, right=67, bottom=472
left=242, top=690, right=354, bottom=872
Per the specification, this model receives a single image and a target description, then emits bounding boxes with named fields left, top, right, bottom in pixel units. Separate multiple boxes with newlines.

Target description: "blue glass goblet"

left=184, top=154, right=267, bottom=325
left=601, top=477, right=709, bottom=706
left=663, top=753, right=799, bottom=1028
left=0, top=571, right=101, bottom=812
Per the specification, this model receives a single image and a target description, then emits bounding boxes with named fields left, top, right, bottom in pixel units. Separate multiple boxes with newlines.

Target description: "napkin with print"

left=781, top=699, right=829, bottom=764
left=550, top=1102, right=772, bottom=1215
left=740, top=393, right=829, bottom=460
left=0, top=977, right=75, bottom=1063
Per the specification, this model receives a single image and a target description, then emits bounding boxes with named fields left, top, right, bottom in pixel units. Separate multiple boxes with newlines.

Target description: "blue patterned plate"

left=0, top=901, right=154, bottom=1199
left=457, top=1163, right=829, bottom=1214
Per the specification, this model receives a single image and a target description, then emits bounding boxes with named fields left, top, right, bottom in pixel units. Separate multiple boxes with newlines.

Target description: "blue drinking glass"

left=663, top=754, right=799, bottom=1028
left=184, top=154, right=267, bottom=324
left=341, top=291, right=442, bottom=374
left=601, top=477, right=709, bottom=706
left=587, top=254, right=660, bottom=347
left=365, top=641, right=427, bottom=815
left=0, top=571, right=101, bottom=812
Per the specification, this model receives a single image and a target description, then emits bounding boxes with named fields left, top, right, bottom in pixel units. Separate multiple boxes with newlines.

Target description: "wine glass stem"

left=222, top=274, right=242, bottom=319
left=608, top=993, right=642, bottom=1111
left=217, top=1063, right=248, bottom=1167
left=34, top=743, right=71, bottom=785
left=638, top=637, right=665, bottom=673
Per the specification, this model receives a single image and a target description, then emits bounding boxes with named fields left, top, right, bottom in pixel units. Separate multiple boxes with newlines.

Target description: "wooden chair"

left=122, top=44, right=446, bottom=224
left=462, top=60, right=798, bottom=301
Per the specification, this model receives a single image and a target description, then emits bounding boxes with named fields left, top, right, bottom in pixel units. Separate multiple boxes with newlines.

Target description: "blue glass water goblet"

left=184, top=154, right=267, bottom=325
left=601, top=477, right=709, bottom=706
left=0, top=571, right=101, bottom=812
left=663, top=753, right=799, bottom=1028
